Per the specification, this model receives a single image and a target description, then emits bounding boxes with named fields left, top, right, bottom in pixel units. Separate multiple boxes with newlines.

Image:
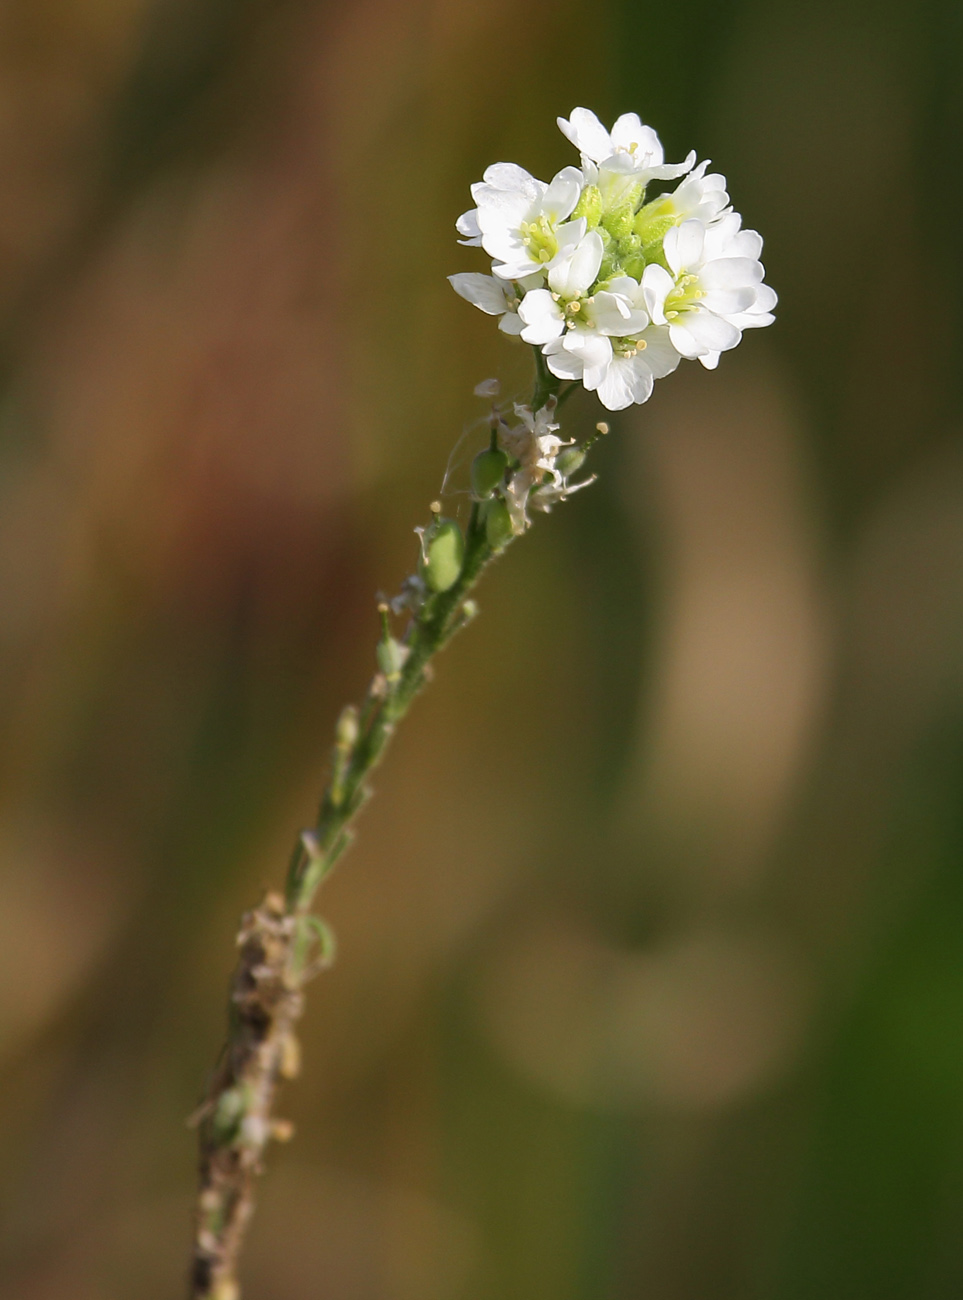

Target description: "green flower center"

left=662, top=273, right=704, bottom=320
left=520, top=215, right=561, bottom=264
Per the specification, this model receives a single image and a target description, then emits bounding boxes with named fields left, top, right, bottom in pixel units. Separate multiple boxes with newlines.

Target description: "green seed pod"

left=376, top=636, right=408, bottom=680
left=211, top=1087, right=246, bottom=1145
left=555, top=446, right=587, bottom=478
left=484, top=497, right=515, bottom=551
left=422, top=518, right=464, bottom=592
left=471, top=447, right=509, bottom=498
left=335, top=703, right=359, bottom=751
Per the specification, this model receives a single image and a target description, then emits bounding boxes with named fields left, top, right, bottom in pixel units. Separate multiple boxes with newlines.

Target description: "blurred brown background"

left=1, top=1, right=963, bottom=1297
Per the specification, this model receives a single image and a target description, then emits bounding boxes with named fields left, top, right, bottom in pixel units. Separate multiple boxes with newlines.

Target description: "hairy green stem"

left=532, top=346, right=561, bottom=412
left=186, top=360, right=573, bottom=1298
left=284, top=500, right=497, bottom=915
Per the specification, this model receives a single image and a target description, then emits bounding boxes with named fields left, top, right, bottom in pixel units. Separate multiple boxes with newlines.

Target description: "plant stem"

left=286, top=500, right=495, bottom=916
left=532, top=345, right=561, bottom=412
left=188, top=442, right=513, bottom=1300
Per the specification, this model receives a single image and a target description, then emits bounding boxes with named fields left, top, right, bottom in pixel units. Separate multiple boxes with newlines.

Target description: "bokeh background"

left=1, top=1, right=962, bottom=1296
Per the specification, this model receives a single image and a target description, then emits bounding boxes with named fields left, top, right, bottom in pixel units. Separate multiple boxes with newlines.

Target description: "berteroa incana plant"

left=188, top=107, right=776, bottom=1298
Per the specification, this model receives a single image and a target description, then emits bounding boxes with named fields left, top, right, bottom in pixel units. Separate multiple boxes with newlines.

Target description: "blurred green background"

left=1, top=1, right=963, bottom=1296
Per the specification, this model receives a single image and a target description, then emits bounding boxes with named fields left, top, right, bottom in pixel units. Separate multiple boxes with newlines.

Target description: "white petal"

left=596, top=356, right=654, bottom=410
left=636, top=325, right=682, bottom=378
left=557, top=108, right=612, bottom=163
left=642, top=263, right=674, bottom=324
left=544, top=337, right=584, bottom=380
left=592, top=289, right=648, bottom=336
left=699, top=350, right=722, bottom=370
left=753, top=284, right=778, bottom=313
left=668, top=321, right=704, bottom=359
left=553, top=216, right=587, bottom=252
left=609, top=114, right=656, bottom=157
left=609, top=112, right=644, bottom=143
left=518, top=271, right=546, bottom=292
left=491, top=255, right=540, bottom=280
left=623, top=355, right=657, bottom=403
left=499, top=311, right=524, bottom=335
left=606, top=275, right=644, bottom=302
left=481, top=163, right=544, bottom=202
left=542, top=166, right=584, bottom=222
left=698, top=257, right=764, bottom=289
left=564, top=331, right=613, bottom=389
left=728, top=307, right=775, bottom=330
left=455, top=209, right=483, bottom=246
left=518, top=290, right=565, bottom=344
left=548, top=231, right=603, bottom=297
left=720, top=227, right=763, bottom=260
left=448, top=273, right=509, bottom=315
left=700, top=286, right=758, bottom=316
left=668, top=219, right=706, bottom=272
left=595, top=366, right=634, bottom=411
left=680, top=308, right=742, bottom=352
left=645, top=149, right=697, bottom=181
left=474, top=188, right=533, bottom=227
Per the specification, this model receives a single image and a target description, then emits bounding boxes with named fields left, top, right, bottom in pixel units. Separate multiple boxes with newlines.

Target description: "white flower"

left=545, top=318, right=681, bottom=411
left=634, top=160, right=731, bottom=241
left=448, top=271, right=526, bottom=334
left=450, top=107, right=776, bottom=410
left=517, top=231, right=605, bottom=343
left=558, top=108, right=695, bottom=182
left=517, top=236, right=651, bottom=350
left=642, top=218, right=774, bottom=369
left=458, top=162, right=586, bottom=281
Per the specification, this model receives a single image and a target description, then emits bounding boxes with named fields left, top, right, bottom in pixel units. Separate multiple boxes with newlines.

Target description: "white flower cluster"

left=449, top=108, right=776, bottom=411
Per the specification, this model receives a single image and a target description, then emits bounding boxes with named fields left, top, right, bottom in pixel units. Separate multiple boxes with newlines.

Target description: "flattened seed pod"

left=421, top=519, right=465, bottom=591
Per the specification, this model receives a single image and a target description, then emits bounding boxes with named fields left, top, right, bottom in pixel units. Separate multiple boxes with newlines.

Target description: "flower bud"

left=572, top=183, right=602, bottom=229
left=601, top=184, right=643, bottom=240
left=471, top=447, right=509, bottom=498
left=484, top=497, right=514, bottom=551
left=421, top=518, right=465, bottom=591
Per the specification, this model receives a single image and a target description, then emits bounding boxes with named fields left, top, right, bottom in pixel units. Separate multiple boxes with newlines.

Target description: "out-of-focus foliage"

left=0, top=2, right=962, bottom=1297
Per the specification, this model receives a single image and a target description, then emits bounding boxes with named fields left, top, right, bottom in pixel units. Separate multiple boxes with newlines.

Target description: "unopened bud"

left=471, top=447, right=509, bottom=498
left=572, top=183, right=603, bottom=228
left=421, top=518, right=465, bottom=592
left=484, top=497, right=515, bottom=551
